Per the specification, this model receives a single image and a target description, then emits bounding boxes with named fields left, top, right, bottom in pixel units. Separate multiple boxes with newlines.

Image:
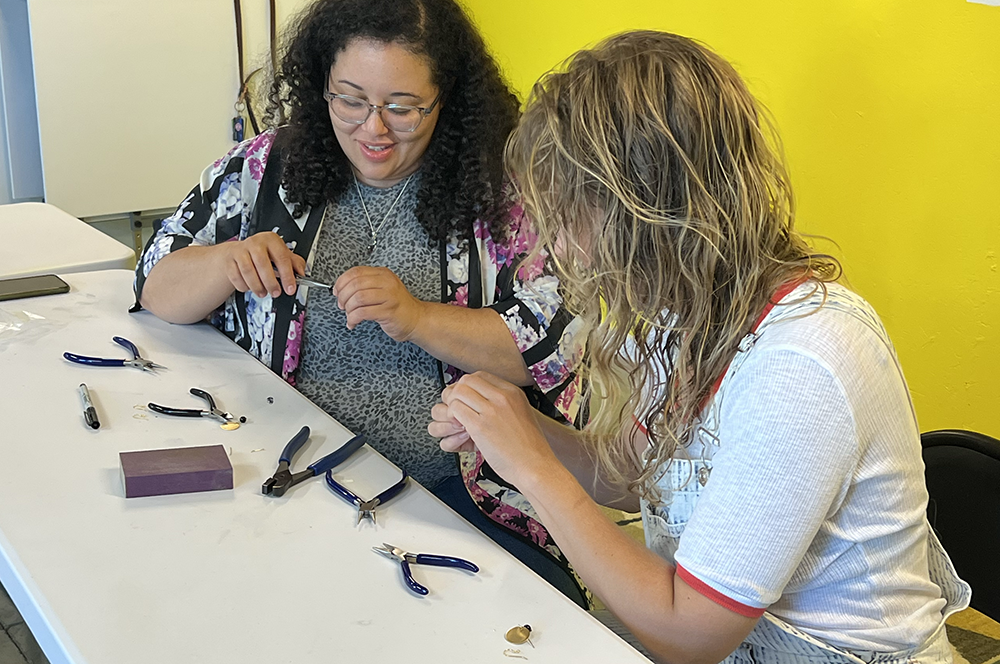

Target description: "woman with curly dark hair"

left=133, top=0, right=587, bottom=606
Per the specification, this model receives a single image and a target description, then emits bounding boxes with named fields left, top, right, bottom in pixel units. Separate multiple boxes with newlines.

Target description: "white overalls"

left=642, top=474, right=969, bottom=663
left=640, top=285, right=971, bottom=664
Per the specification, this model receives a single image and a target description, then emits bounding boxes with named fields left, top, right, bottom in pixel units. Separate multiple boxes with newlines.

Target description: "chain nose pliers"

left=64, top=336, right=166, bottom=373
left=372, top=543, right=479, bottom=596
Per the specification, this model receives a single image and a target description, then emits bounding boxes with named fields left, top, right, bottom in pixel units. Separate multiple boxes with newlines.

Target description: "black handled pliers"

left=148, top=388, right=242, bottom=426
left=262, top=426, right=366, bottom=497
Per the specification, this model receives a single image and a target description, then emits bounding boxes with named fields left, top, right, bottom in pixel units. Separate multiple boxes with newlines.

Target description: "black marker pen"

left=78, top=383, right=100, bottom=430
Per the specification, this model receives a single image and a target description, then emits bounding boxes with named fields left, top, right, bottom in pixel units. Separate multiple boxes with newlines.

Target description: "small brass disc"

left=220, top=422, right=240, bottom=431
left=505, top=625, right=532, bottom=645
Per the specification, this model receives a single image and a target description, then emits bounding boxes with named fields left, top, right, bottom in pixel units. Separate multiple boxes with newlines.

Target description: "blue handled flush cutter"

left=63, top=336, right=166, bottom=373
left=372, top=543, right=479, bottom=596
left=262, top=426, right=365, bottom=497
left=326, top=466, right=408, bottom=525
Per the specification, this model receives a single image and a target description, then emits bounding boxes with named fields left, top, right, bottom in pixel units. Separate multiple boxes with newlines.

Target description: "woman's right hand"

left=430, top=372, right=561, bottom=492
left=220, top=232, right=306, bottom=299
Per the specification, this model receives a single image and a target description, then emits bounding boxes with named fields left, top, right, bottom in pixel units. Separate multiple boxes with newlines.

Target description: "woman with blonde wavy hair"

left=429, top=30, right=969, bottom=664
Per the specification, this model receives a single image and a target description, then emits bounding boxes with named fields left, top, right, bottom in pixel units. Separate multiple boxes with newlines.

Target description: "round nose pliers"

left=63, top=336, right=166, bottom=373
left=262, top=426, right=366, bottom=497
left=372, top=543, right=479, bottom=596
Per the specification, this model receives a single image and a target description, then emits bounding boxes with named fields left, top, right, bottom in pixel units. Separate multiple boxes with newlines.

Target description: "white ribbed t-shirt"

left=641, top=282, right=949, bottom=651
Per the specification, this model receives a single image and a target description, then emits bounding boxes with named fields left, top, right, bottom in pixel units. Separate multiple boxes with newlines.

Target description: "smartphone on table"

left=0, top=274, right=71, bottom=302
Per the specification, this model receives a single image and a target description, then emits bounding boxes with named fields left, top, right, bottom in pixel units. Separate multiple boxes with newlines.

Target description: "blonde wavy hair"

left=506, top=30, right=840, bottom=500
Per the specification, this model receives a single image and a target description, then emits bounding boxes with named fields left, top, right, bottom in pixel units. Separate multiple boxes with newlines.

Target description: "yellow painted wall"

left=462, top=0, right=1000, bottom=437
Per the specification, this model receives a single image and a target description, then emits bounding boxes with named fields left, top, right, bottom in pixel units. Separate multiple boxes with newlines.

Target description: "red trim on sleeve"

left=676, top=565, right=766, bottom=619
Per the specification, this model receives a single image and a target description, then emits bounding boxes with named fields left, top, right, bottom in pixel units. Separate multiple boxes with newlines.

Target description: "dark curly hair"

left=266, top=0, right=520, bottom=244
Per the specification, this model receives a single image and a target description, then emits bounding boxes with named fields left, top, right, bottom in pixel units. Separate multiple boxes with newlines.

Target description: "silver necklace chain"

left=353, top=173, right=414, bottom=254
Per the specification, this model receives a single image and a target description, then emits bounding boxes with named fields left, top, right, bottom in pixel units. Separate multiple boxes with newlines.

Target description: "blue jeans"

left=430, top=475, right=588, bottom=609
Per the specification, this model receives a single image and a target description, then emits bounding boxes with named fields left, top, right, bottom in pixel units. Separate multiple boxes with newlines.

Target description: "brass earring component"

left=505, top=624, right=534, bottom=647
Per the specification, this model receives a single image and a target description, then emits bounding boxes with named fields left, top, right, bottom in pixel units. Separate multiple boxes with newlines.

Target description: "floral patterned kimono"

left=134, top=129, right=588, bottom=600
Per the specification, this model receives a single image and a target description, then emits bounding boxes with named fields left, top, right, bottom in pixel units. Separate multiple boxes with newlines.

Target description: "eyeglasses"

left=323, top=90, right=442, bottom=133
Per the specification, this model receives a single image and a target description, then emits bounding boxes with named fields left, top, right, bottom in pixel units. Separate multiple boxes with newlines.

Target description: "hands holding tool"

left=299, top=265, right=429, bottom=343
left=331, top=266, right=426, bottom=341
left=219, top=232, right=306, bottom=299
left=429, top=372, right=560, bottom=491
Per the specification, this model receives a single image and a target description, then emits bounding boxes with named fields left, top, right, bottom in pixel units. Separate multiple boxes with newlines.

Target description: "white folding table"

left=0, top=203, right=135, bottom=279
left=0, top=270, right=648, bottom=664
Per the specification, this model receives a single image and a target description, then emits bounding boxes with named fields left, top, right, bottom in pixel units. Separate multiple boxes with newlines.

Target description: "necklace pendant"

left=354, top=173, right=413, bottom=262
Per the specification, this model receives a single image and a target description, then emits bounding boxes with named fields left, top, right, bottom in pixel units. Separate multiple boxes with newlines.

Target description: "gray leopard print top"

left=296, top=174, right=458, bottom=487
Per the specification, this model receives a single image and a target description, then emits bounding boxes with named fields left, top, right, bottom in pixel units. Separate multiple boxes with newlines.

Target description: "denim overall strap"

left=925, top=525, right=971, bottom=621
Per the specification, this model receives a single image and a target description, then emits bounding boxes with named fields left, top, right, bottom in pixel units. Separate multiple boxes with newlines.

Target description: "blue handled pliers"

left=262, top=426, right=366, bottom=497
left=372, top=543, right=479, bottom=596
left=326, top=466, right=408, bottom=525
left=63, top=336, right=166, bottom=373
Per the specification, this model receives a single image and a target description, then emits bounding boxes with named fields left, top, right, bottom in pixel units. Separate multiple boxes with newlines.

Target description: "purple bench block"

left=120, top=445, right=233, bottom=498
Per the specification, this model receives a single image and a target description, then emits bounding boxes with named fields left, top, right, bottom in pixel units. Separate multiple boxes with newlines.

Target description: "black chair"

left=921, top=429, right=1000, bottom=621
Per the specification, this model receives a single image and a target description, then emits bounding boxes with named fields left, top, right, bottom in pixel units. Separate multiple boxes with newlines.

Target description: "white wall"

left=0, top=0, right=44, bottom=205
left=27, top=0, right=243, bottom=218
left=0, top=62, right=9, bottom=205
left=0, top=0, right=320, bottom=215
left=241, top=0, right=317, bottom=72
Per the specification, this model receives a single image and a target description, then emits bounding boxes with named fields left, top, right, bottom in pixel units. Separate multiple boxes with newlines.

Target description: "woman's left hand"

left=433, top=372, right=559, bottom=489
left=333, top=266, right=427, bottom=340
